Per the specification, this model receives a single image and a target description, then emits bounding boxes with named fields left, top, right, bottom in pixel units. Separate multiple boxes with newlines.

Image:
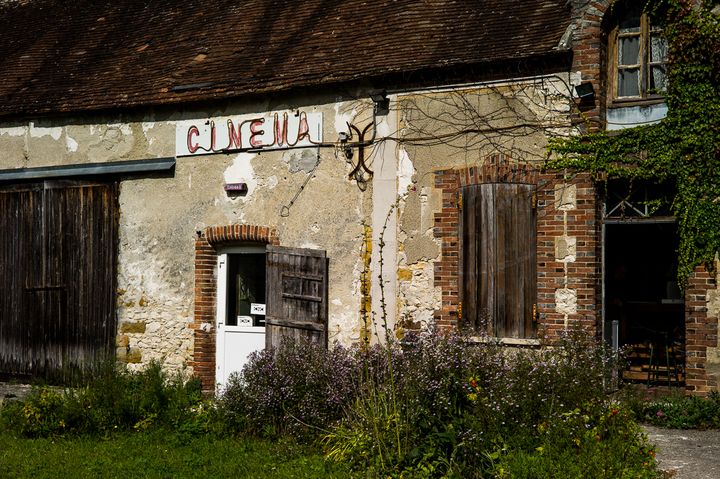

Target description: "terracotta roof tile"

left=0, top=0, right=571, bottom=118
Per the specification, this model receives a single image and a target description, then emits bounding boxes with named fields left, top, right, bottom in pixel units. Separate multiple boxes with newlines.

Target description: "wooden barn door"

left=0, top=180, right=118, bottom=381
left=461, top=183, right=536, bottom=338
left=265, top=246, right=328, bottom=349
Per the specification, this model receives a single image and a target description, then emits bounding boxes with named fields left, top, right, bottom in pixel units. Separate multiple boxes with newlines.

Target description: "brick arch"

left=205, top=224, right=280, bottom=247
left=190, top=224, right=279, bottom=392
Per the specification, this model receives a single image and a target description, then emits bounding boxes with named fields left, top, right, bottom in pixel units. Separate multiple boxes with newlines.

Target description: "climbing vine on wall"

left=547, top=0, right=720, bottom=285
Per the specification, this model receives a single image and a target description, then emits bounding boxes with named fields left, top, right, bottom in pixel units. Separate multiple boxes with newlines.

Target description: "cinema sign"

left=175, top=110, right=323, bottom=157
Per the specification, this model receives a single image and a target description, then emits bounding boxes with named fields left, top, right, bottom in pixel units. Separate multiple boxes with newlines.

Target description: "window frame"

left=608, top=10, right=668, bottom=106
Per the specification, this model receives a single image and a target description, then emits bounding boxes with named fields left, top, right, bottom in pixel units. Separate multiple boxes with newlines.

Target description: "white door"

left=215, top=247, right=267, bottom=389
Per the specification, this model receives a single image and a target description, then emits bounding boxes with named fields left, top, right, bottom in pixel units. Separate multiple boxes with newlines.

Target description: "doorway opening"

left=215, top=245, right=267, bottom=388
left=604, top=221, right=685, bottom=385
left=603, top=180, right=685, bottom=386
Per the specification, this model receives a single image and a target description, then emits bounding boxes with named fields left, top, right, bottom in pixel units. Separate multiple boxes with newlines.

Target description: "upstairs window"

left=609, top=4, right=668, bottom=101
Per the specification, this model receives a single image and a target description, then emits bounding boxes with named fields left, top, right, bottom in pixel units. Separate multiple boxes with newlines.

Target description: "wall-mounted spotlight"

left=369, top=90, right=390, bottom=116
left=574, top=82, right=595, bottom=103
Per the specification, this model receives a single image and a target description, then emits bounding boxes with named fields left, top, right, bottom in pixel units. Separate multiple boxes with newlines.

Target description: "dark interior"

left=604, top=222, right=685, bottom=384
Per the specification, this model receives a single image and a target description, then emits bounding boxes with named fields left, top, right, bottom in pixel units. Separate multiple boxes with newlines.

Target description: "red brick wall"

left=569, top=0, right=611, bottom=132
left=537, top=172, right=601, bottom=340
left=685, top=266, right=720, bottom=396
left=190, top=224, right=279, bottom=393
left=433, top=161, right=601, bottom=340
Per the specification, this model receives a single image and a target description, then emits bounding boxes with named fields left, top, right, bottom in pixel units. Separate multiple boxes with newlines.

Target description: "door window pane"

left=618, top=68, right=640, bottom=97
left=227, top=253, right=266, bottom=327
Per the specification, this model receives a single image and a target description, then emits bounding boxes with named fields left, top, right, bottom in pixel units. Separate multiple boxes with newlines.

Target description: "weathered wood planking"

left=461, top=183, right=536, bottom=338
left=264, top=245, right=328, bottom=350
left=0, top=180, right=118, bottom=381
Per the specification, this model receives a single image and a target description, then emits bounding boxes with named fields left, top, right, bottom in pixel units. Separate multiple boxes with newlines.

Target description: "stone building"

left=0, top=0, right=717, bottom=394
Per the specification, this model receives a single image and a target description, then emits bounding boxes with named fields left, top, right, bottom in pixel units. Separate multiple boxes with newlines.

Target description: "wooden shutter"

left=265, top=245, right=328, bottom=349
left=0, top=180, right=118, bottom=380
left=461, top=183, right=536, bottom=338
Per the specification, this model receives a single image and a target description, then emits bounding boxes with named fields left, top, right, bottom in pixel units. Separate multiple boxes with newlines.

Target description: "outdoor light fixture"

left=369, top=90, right=390, bottom=116
left=574, top=82, right=595, bottom=102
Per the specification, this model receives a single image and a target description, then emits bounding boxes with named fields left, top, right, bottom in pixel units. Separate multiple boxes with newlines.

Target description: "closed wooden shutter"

left=461, top=183, right=536, bottom=338
left=0, top=180, right=118, bottom=381
left=265, top=245, right=328, bottom=349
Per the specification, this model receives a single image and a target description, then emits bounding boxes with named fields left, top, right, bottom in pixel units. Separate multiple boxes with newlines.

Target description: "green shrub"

left=623, top=389, right=720, bottom=429
left=0, top=361, right=204, bottom=437
left=488, top=402, right=659, bottom=478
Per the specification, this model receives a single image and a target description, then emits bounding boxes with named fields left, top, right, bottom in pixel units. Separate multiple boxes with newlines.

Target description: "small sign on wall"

left=250, top=303, right=266, bottom=315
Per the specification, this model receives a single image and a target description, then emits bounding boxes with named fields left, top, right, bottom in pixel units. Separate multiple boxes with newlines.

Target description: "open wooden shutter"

left=461, top=183, right=536, bottom=338
left=265, top=245, right=328, bottom=349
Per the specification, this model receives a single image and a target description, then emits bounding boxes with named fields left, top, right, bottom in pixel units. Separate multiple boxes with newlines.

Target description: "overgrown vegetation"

left=547, top=0, right=720, bottom=284
left=220, top=332, right=657, bottom=478
left=0, top=361, right=206, bottom=437
left=0, top=333, right=663, bottom=477
left=620, top=387, right=720, bottom=429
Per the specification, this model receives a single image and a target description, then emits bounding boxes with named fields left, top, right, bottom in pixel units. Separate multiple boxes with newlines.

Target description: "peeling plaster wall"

left=0, top=93, right=373, bottom=372
left=0, top=75, right=575, bottom=373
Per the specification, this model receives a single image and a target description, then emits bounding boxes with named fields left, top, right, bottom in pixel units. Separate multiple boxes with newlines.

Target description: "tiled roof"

left=0, top=0, right=571, bottom=118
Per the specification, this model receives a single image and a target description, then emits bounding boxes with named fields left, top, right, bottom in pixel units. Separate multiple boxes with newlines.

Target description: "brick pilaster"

left=685, top=266, right=720, bottom=396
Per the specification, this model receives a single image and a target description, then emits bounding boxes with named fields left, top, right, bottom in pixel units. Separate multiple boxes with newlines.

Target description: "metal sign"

left=176, top=110, right=323, bottom=156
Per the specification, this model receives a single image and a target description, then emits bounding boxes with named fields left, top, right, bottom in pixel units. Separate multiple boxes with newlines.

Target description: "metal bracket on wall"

left=345, top=121, right=374, bottom=190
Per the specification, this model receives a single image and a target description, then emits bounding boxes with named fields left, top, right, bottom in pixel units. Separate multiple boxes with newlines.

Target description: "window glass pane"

left=619, top=36, right=640, bottom=65
left=619, top=15, right=641, bottom=33
left=651, top=34, right=668, bottom=62
left=618, top=68, right=640, bottom=97
left=650, top=65, right=667, bottom=93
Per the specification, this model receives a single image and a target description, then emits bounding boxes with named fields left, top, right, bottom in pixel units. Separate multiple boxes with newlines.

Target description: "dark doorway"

left=604, top=221, right=685, bottom=385
left=0, top=180, right=118, bottom=383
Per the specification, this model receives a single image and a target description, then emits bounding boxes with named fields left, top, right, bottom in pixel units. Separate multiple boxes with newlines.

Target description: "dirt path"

left=644, top=425, right=720, bottom=478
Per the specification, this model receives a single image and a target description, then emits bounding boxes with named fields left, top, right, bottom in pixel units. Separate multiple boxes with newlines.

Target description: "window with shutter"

left=460, top=183, right=537, bottom=338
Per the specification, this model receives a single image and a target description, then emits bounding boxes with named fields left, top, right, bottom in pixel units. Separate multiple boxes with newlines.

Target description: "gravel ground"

left=644, top=425, right=720, bottom=478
